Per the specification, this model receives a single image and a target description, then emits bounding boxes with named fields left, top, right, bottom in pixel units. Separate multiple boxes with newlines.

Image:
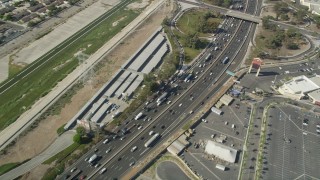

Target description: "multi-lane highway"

left=60, top=0, right=263, bottom=179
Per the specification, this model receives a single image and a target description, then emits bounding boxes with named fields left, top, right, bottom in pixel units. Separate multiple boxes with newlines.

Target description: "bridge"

left=178, top=0, right=261, bottom=23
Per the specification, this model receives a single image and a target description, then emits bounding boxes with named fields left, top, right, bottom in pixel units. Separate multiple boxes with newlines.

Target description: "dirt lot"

left=0, top=0, right=172, bottom=178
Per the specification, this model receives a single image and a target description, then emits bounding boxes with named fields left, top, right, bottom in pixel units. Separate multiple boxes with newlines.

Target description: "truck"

left=184, top=74, right=192, bottom=82
left=145, top=133, right=160, bottom=147
left=135, top=112, right=143, bottom=120
left=157, top=92, right=168, bottom=103
left=88, top=154, right=98, bottom=164
left=222, top=57, right=229, bottom=64
left=205, top=53, right=211, bottom=61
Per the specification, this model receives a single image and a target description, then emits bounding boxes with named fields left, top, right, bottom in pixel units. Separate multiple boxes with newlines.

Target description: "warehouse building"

left=205, top=140, right=238, bottom=163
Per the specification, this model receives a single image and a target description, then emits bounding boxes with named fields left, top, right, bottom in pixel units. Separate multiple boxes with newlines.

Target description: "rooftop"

left=205, top=140, right=238, bottom=163
left=282, top=75, right=319, bottom=94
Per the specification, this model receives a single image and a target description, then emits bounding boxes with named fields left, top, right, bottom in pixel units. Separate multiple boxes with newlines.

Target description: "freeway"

left=60, top=0, right=263, bottom=178
left=0, top=0, right=135, bottom=95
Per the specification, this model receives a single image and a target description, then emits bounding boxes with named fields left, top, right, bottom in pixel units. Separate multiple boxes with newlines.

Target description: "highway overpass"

left=179, top=0, right=261, bottom=23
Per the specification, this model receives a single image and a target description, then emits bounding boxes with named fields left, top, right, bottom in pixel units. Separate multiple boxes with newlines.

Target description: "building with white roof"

left=205, top=140, right=238, bottom=163
left=278, top=75, right=320, bottom=100
left=300, top=0, right=320, bottom=15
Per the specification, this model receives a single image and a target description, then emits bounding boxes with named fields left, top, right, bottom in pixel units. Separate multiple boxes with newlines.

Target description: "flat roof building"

left=205, top=140, right=238, bottom=163
left=278, top=75, right=320, bottom=99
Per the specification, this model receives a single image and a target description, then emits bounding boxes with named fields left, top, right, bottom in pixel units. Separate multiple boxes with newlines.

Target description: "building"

left=300, top=0, right=320, bottom=15
left=205, top=140, right=238, bottom=163
left=278, top=74, right=320, bottom=105
left=219, top=94, right=233, bottom=106
left=167, top=134, right=190, bottom=156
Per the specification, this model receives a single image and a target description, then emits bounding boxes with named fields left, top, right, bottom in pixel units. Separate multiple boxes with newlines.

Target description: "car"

left=167, top=101, right=172, bottom=104
left=161, top=125, right=166, bottom=129
left=149, top=131, right=154, bottom=135
left=94, top=148, right=99, bottom=152
left=147, top=117, right=152, bottom=121
left=103, top=138, right=109, bottom=144
left=138, top=126, right=143, bottom=130
left=113, top=135, right=118, bottom=139
left=120, top=136, right=126, bottom=140
left=99, top=168, right=107, bottom=174
left=84, top=157, right=89, bottom=162
left=179, top=103, right=182, bottom=107
left=129, top=161, right=135, bottom=166
left=202, top=119, right=208, bottom=123
left=79, top=175, right=86, bottom=180
left=131, top=146, right=137, bottom=152
left=95, top=163, right=100, bottom=168
left=70, top=167, right=77, bottom=173
left=189, top=110, right=193, bottom=114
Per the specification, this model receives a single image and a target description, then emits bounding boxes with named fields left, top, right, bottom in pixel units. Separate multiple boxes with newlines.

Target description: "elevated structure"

left=248, top=58, right=263, bottom=76
left=226, top=10, right=261, bottom=23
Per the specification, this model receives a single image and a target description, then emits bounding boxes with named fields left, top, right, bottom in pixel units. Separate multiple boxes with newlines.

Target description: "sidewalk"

left=0, top=131, right=75, bottom=180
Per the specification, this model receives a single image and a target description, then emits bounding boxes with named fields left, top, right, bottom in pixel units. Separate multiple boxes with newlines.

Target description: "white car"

left=149, top=131, right=154, bottom=135
left=138, top=126, right=143, bottom=130
left=100, top=168, right=107, bottom=174
left=202, top=119, right=208, bottom=123
left=129, top=161, right=135, bottom=166
left=70, top=167, right=77, bottom=173
left=179, top=103, right=182, bottom=107
left=131, top=146, right=137, bottom=152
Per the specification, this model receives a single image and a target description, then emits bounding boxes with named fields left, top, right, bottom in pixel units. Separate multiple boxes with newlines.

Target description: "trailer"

left=211, top=107, right=223, bottom=115
left=135, top=112, right=143, bottom=120
left=184, top=74, right=193, bottom=82
left=88, top=154, right=98, bottom=164
left=157, top=92, right=168, bottom=103
left=145, top=133, right=160, bottom=147
left=216, top=164, right=226, bottom=171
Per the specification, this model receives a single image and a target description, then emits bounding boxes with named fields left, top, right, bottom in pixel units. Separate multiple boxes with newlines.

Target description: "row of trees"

left=197, top=12, right=221, bottom=34
left=207, top=0, right=232, bottom=8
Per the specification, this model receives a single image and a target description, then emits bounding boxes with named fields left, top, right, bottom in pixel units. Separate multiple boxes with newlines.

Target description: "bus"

left=222, top=57, right=229, bottom=64
left=184, top=74, right=193, bottom=82
left=145, top=133, right=160, bottom=147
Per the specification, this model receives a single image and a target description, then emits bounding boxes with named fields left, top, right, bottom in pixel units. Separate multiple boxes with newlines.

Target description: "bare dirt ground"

left=0, top=0, right=172, bottom=178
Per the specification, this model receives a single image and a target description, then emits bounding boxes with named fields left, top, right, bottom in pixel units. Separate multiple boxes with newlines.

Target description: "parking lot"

left=180, top=98, right=251, bottom=180
left=263, top=104, right=320, bottom=180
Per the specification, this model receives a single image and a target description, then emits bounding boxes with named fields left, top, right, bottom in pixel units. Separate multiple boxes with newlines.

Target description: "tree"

left=294, top=9, right=307, bottom=23
left=273, top=2, right=289, bottom=20
left=29, top=0, right=38, bottom=6
left=76, top=126, right=86, bottom=136
left=280, top=14, right=289, bottom=21
left=73, top=134, right=82, bottom=144
left=286, top=41, right=299, bottom=50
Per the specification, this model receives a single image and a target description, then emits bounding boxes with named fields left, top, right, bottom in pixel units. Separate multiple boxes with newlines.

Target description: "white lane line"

left=228, top=106, right=245, bottom=126
left=140, top=148, right=148, bottom=156
left=202, top=125, right=244, bottom=142
left=188, top=152, right=221, bottom=180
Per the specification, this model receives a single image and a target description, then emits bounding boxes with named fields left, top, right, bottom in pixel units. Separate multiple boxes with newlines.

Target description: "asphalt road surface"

left=60, top=0, right=263, bottom=178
